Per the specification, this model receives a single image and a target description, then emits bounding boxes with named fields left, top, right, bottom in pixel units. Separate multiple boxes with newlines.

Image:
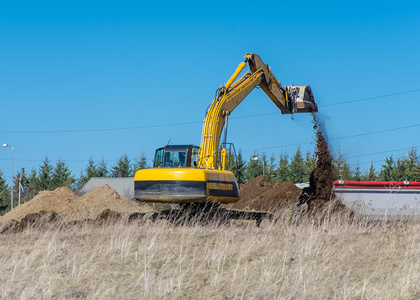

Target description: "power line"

left=0, top=121, right=202, bottom=134
left=0, top=157, right=153, bottom=164
left=351, top=159, right=384, bottom=167
left=1, top=88, right=419, bottom=134
left=330, top=123, right=420, bottom=141
left=242, top=122, right=420, bottom=153
left=242, top=141, right=314, bottom=153
left=5, top=124, right=418, bottom=162
left=348, top=146, right=419, bottom=159
left=0, top=113, right=278, bottom=134
left=322, top=89, right=420, bottom=107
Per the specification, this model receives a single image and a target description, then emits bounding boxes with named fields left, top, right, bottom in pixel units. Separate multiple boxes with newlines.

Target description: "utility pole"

left=3, top=144, right=14, bottom=210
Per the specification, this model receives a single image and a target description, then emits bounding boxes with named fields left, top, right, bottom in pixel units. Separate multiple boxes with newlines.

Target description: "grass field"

left=1, top=210, right=420, bottom=299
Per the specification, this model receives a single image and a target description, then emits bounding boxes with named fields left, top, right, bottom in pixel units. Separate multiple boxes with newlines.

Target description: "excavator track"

left=129, top=204, right=275, bottom=227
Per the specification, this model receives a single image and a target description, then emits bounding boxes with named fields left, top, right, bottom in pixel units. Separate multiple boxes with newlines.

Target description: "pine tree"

left=266, top=154, right=277, bottom=180
left=289, top=147, right=305, bottom=183
left=96, top=157, right=109, bottom=177
left=133, top=153, right=149, bottom=172
left=111, top=154, right=132, bottom=177
left=78, top=157, right=97, bottom=187
left=27, top=168, right=40, bottom=199
left=406, top=147, right=420, bottom=181
left=333, top=148, right=343, bottom=179
left=274, top=153, right=289, bottom=183
left=38, top=157, right=53, bottom=191
left=363, top=162, right=378, bottom=181
left=353, top=164, right=362, bottom=181
left=340, top=161, right=353, bottom=180
left=245, top=153, right=264, bottom=181
left=85, top=157, right=97, bottom=178
left=51, top=159, right=75, bottom=189
left=379, top=156, right=395, bottom=181
left=303, top=151, right=316, bottom=182
left=0, top=171, right=11, bottom=215
left=226, top=150, right=246, bottom=184
left=394, top=157, right=408, bottom=181
left=333, top=147, right=352, bottom=180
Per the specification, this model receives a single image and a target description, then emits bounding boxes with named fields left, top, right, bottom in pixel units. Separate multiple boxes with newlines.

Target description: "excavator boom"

left=199, top=53, right=317, bottom=170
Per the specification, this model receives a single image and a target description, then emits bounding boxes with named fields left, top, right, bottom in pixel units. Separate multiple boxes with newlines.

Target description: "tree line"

left=1, top=147, right=420, bottom=215
left=228, top=147, right=420, bottom=184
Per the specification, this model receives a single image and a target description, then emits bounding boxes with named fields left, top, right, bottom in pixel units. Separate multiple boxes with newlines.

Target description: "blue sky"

left=1, top=0, right=420, bottom=184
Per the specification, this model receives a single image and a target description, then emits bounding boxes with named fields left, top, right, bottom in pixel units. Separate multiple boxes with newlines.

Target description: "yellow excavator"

left=134, top=53, right=317, bottom=205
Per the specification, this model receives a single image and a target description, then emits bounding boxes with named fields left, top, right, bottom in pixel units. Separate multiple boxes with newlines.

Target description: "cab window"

left=163, top=151, right=187, bottom=168
left=154, top=148, right=163, bottom=167
left=190, top=147, right=200, bottom=167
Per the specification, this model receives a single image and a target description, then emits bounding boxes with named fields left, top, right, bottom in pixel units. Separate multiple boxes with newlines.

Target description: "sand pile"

left=0, top=185, right=153, bottom=224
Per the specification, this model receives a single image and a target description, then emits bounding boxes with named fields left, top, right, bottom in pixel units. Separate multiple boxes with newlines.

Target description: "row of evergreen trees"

left=228, top=147, right=420, bottom=184
left=1, top=147, right=420, bottom=215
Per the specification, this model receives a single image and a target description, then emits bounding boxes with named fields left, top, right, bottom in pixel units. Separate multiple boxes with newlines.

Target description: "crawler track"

left=129, top=203, right=275, bottom=227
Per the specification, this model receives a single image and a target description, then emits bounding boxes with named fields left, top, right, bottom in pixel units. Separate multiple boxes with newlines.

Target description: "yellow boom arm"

left=198, top=53, right=317, bottom=170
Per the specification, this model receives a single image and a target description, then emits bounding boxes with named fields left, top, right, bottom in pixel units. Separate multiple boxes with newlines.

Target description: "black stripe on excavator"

left=135, top=180, right=238, bottom=198
left=135, top=180, right=206, bottom=197
left=206, top=180, right=239, bottom=198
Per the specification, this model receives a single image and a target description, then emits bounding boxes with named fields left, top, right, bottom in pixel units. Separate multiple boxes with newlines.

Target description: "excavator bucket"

left=285, top=85, right=318, bottom=113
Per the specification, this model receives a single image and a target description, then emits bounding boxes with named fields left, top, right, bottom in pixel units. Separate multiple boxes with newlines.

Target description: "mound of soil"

left=223, top=176, right=303, bottom=214
left=0, top=185, right=153, bottom=225
left=223, top=175, right=351, bottom=221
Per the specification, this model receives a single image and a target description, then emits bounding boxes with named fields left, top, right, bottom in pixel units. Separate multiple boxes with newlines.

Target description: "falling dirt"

left=312, top=113, right=335, bottom=201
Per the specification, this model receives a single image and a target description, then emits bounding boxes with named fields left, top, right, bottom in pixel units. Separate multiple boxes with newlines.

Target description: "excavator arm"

left=198, top=53, right=317, bottom=170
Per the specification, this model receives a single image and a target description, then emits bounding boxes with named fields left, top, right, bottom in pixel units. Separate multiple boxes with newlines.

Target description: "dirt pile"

left=223, top=114, right=346, bottom=218
left=222, top=176, right=303, bottom=214
left=222, top=175, right=351, bottom=221
left=0, top=185, right=153, bottom=225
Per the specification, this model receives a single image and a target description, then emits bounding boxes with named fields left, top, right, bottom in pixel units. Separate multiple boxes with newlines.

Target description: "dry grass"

left=1, top=210, right=420, bottom=299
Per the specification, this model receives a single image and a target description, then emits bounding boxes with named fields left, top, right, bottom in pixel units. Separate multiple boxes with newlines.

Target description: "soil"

left=222, top=115, right=347, bottom=218
left=223, top=177, right=302, bottom=214
left=222, top=175, right=350, bottom=222
left=0, top=185, right=153, bottom=225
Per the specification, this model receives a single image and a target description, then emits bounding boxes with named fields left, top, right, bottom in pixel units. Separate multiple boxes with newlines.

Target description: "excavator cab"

left=154, top=145, right=200, bottom=168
